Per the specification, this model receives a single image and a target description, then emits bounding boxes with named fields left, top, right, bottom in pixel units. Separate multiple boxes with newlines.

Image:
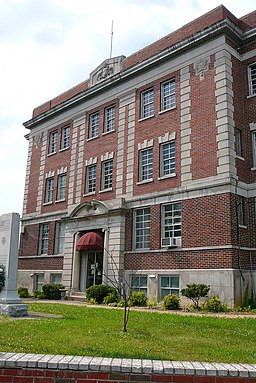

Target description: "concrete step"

left=67, top=292, right=87, bottom=302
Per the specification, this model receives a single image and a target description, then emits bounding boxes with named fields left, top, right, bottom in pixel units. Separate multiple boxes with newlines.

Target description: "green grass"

left=0, top=303, right=256, bottom=363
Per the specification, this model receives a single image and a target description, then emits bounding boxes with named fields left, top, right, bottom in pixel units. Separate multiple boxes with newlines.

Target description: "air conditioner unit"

left=161, top=237, right=179, bottom=248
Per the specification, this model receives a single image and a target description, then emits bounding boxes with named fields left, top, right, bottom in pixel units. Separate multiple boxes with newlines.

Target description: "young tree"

left=181, top=283, right=210, bottom=310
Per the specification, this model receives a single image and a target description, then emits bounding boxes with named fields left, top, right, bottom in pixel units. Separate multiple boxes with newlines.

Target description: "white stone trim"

left=158, top=132, right=176, bottom=144
left=45, top=170, right=55, bottom=178
left=68, top=126, right=78, bottom=206
left=138, top=139, right=154, bottom=150
left=22, top=137, right=33, bottom=215
left=75, top=121, right=86, bottom=204
left=36, top=131, right=47, bottom=213
left=85, top=157, right=97, bottom=166
left=101, top=152, right=114, bottom=162
left=57, top=166, right=68, bottom=175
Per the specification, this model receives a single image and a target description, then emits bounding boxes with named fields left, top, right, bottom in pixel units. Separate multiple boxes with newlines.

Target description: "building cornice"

left=23, top=18, right=254, bottom=130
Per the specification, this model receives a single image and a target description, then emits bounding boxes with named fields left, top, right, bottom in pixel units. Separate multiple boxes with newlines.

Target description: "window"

left=61, top=126, right=70, bottom=149
left=235, top=128, right=242, bottom=157
left=34, top=274, right=44, bottom=291
left=50, top=273, right=62, bottom=284
left=132, top=275, right=148, bottom=294
left=161, top=80, right=176, bottom=111
left=49, top=131, right=58, bottom=154
left=160, top=141, right=175, bottom=177
left=252, top=131, right=256, bottom=167
left=248, top=63, right=256, bottom=96
left=162, top=203, right=181, bottom=239
left=44, top=177, right=54, bottom=203
left=139, top=148, right=153, bottom=182
left=89, top=112, right=99, bottom=139
left=57, top=174, right=66, bottom=201
left=55, top=222, right=65, bottom=254
left=39, top=223, right=50, bottom=255
left=237, top=196, right=245, bottom=226
left=101, top=160, right=113, bottom=190
left=104, top=105, right=115, bottom=133
left=134, top=208, right=150, bottom=249
left=160, top=276, right=179, bottom=300
left=141, top=89, right=154, bottom=118
left=85, top=164, right=96, bottom=193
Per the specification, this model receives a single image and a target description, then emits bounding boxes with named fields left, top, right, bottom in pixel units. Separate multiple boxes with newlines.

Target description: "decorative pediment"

left=89, top=56, right=125, bottom=88
left=69, top=201, right=109, bottom=219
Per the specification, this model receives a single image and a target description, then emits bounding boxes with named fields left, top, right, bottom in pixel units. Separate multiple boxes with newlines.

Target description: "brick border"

left=1, top=353, right=256, bottom=379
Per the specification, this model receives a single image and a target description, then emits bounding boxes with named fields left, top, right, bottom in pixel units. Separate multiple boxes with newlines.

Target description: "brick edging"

left=1, top=352, right=256, bottom=378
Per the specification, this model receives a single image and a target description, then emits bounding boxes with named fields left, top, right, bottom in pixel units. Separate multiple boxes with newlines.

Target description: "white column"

left=102, top=228, right=109, bottom=284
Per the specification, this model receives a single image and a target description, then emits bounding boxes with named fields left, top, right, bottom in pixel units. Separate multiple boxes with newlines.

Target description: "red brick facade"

left=19, top=6, right=256, bottom=305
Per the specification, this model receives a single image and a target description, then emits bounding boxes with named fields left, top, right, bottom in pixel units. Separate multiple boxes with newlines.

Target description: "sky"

left=0, top=0, right=255, bottom=217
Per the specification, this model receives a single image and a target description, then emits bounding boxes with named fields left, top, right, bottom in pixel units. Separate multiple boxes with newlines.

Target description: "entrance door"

left=86, top=252, right=103, bottom=289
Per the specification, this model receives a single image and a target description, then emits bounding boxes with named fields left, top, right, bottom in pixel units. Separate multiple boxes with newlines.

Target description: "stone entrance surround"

left=0, top=352, right=256, bottom=382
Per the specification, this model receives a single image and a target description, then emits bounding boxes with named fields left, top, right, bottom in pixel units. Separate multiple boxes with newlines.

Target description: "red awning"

left=76, top=232, right=103, bottom=251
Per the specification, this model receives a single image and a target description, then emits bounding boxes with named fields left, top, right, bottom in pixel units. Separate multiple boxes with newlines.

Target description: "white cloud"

left=0, top=0, right=255, bottom=215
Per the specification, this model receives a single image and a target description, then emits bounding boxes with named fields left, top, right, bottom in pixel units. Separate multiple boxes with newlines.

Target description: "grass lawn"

left=0, top=302, right=256, bottom=363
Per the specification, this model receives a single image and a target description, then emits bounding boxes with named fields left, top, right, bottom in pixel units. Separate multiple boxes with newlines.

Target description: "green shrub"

left=117, top=299, right=125, bottom=307
left=147, top=296, right=157, bottom=309
left=86, top=284, right=117, bottom=304
left=18, top=287, right=29, bottom=298
left=103, top=292, right=118, bottom=305
left=181, top=283, right=210, bottom=310
left=34, top=290, right=46, bottom=299
left=162, top=294, right=180, bottom=310
left=243, top=283, right=249, bottom=308
left=130, top=291, right=147, bottom=307
left=42, top=283, right=65, bottom=300
left=204, top=295, right=228, bottom=312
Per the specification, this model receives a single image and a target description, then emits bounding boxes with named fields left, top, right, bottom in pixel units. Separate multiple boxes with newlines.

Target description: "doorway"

left=79, top=251, right=103, bottom=291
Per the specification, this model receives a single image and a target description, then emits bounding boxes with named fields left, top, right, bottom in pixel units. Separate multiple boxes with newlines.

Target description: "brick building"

left=19, top=5, right=256, bottom=306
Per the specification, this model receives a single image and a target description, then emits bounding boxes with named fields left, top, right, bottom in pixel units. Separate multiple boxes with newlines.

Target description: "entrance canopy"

left=76, top=232, right=103, bottom=251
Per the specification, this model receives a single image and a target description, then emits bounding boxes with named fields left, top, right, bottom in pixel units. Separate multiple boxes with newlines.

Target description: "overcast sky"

left=0, top=0, right=255, bottom=217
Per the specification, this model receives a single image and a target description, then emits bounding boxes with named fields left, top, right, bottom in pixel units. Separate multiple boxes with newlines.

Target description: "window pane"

left=141, top=89, right=154, bottom=118
left=86, top=165, right=96, bottom=193
left=40, top=224, right=50, bottom=254
left=57, top=174, right=66, bottom=200
left=140, top=148, right=153, bottom=181
left=249, top=63, right=256, bottom=95
left=161, top=80, right=176, bottom=110
left=135, top=208, right=150, bottom=249
left=89, top=112, right=99, bottom=139
left=104, top=105, right=115, bottom=132
left=102, top=160, right=113, bottom=190
left=45, top=177, right=54, bottom=203
left=161, top=141, right=175, bottom=176
left=49, top=131, right=58, bottom=154
left=162, top=203, right=181, bottom=240
left=61, top=126, right=70, bottom=149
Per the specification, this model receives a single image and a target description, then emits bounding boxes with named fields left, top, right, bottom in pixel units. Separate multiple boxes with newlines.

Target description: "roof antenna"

left=110, top=20, right=113, bottom=58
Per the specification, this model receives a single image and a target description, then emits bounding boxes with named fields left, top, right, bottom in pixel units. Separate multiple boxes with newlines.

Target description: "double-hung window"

left=57, top=174, right=66, bottom=201
left=141, top=89, right=154, bottom=118
left=39, top=223, right=50, bottom=255
left=162, top=203, right=181, bottom=239
left=134, top=208, right=150, bottom=249
left=139, top=148, right=153, bottom=182
left=104, top=105, right=115, bottom=133
left=160, top=276, right=179, bottom=300
left=61, top=126, right=70, bottom=149
left=101, top=160, right=113, bottom=190
left=49, top=131, right=58, bottom=154
left=161, top=80, right=176, bottom=111
left=132, top=275, right=148, bottom=294
left=34, top=274, right=44, bottom=291
left=248, top=63, right=256, bottom=96
left=252, top=131, right=256, bottom=167
left=235, top=128, right=242, bottom=157
left=44, top=177, right=54, bottom=203
left=160, top=141, right=175, bottom=177
left=237, top=196, right=245, bottom=226
left=55, top=222, right=65, bottom=254
left=89, top=112, right=99, bottom=139
left=85, top=164, right=96, bottom=193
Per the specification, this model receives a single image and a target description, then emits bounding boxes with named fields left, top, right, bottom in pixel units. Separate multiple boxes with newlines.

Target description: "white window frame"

left=50, top=273, right=62, bottom=284
left=104, top=105, right=115, bottom=133
left=235, top=128, right=242, bottom=157
left=56, top=174, right=66, bottom=201
left=248, top=63, right=256, bottom=96
left=160, top=141, right=175, bottom=177
left=34, top=273, right=44, bottom=291
left=141, top=89, right=154, bottom=119
left=252, top=131, right=256, bottom=167
left=39, top=223, right=50, bottom=255
left=88, top=112, right=99, bottom=139
left=131, top=275, right=148, bottom=294
left=101, top=159, right=113, bottom=190
left=160, top=275, right=179, bottom=300
left=54, top=222, right=65, bottom=254
left=134, top=207, right=150, bottom=250
left=161, top=79, right=176, bottom=111
left=139, top=147, right=153, bottom=182
left=85, top=164, right=96, bottom=194
left=49, top=131, right=58, bottom=154
left=61, top=126, right=70, bottom=149
left=44, top=177, right=54, bottom=203
left=237, top=196, right=245, bottom=227
left=162, top=203, right=181, bottom=239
